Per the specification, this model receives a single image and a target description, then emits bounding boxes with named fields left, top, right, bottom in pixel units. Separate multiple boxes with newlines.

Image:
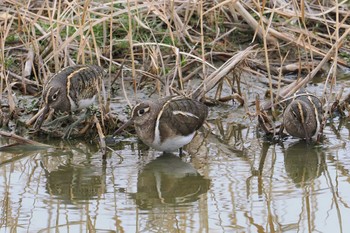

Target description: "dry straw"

left=0, top=0, right=349, bottom=139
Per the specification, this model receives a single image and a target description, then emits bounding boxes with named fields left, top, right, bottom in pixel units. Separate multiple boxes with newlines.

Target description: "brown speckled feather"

left=34, top=65, right=105, bottom=129
left=158, top=97, right=208, bottom=142
left=126, top=95, right=209, bottom=151
left=283, top=90, right=323, bottom=140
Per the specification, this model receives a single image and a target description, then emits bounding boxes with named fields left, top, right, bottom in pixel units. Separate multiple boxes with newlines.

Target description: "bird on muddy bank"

left=33, top=65, right=105, bottom=137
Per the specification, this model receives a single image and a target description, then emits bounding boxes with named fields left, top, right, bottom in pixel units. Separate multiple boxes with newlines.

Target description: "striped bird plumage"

left=115, top=96, right=208, bottom=152
left=282, top=90, right=323, bottom=142
left=34, top=65, right=105, bottom=129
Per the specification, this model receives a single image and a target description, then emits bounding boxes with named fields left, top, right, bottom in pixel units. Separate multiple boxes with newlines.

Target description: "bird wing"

left=158, top=97, right=208, bottom=137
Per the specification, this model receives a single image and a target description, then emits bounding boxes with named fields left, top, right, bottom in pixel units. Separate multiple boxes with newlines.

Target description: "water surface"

left=1, top=106, right=350, bottom=232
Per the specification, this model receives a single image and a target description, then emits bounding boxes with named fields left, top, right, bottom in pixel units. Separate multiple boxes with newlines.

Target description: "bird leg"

left=63, top=114, right=85, bottom=138
left=277, top=123, right=285, bottom=141
left=42, top=114, right=71, bottom=127
left=179, top=147, right=183, bottom=157
left=63, top=107, right=96, bottom=138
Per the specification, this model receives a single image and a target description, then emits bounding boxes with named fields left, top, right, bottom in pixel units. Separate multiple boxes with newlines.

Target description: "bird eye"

left=51, top=91, right=59, bottom=101
left=137, top=107, right=149, bottom=116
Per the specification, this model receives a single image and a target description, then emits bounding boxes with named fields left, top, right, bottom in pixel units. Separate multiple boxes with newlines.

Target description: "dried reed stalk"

left=1, top=0, right=349, bottom=137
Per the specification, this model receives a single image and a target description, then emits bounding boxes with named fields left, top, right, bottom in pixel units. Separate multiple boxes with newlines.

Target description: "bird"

left=114, top=95, right=209, bottom=152
left=34, top=65, right=105, bottom=136
left=281, top=90, right=323, bottom=142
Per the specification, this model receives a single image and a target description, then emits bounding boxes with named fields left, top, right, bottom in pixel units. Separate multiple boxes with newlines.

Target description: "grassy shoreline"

left=0, top=0, right=349, bottom=141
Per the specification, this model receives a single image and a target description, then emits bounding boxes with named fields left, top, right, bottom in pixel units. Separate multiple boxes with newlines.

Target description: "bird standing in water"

left=281, top=91, right=323, bottom=142
left=114, top=95, right=208, bottom=152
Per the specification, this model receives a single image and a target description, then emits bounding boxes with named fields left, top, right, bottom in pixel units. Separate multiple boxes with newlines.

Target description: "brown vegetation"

left=0, top=0, right=349, bottom=145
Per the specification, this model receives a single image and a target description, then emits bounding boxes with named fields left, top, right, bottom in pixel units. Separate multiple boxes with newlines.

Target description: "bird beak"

left=33, top=106, right=50, bottom=130
left=302, top=123, right=311, bottom=143
left=113, top=118, right=134, bottom=136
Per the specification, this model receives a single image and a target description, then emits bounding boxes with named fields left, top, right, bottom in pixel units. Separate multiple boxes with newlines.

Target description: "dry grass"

left=0, top=0, right=349, bottom=138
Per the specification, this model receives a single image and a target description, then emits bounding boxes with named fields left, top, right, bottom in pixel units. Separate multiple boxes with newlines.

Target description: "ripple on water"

left=2, top=110, right=350, bottom=233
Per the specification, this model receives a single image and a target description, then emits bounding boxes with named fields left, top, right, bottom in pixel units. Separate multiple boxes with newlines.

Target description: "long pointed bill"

left=113, top=119, right=134, bottom=136
left=33, top=106, right=50, bottom=130
left=302, top=123, right=311, bottom=143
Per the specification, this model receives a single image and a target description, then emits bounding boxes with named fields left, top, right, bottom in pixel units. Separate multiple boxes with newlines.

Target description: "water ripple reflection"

left=1, top=112, right=350, bottom=232
left=130, top=153, right=210, bottom=210
left=283, top=142, right=326, bottom=187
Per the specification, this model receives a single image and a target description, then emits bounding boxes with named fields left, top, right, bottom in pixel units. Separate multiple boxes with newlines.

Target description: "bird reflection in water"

left=131, top=153, right=210, bottom=209
left=283, top=142, right=326, bottom=187
left=42, top=154, right=106, bottom=202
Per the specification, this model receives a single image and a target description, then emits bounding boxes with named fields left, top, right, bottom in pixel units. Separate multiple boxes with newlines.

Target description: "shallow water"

left=1, top=103, right=350, bottom=233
